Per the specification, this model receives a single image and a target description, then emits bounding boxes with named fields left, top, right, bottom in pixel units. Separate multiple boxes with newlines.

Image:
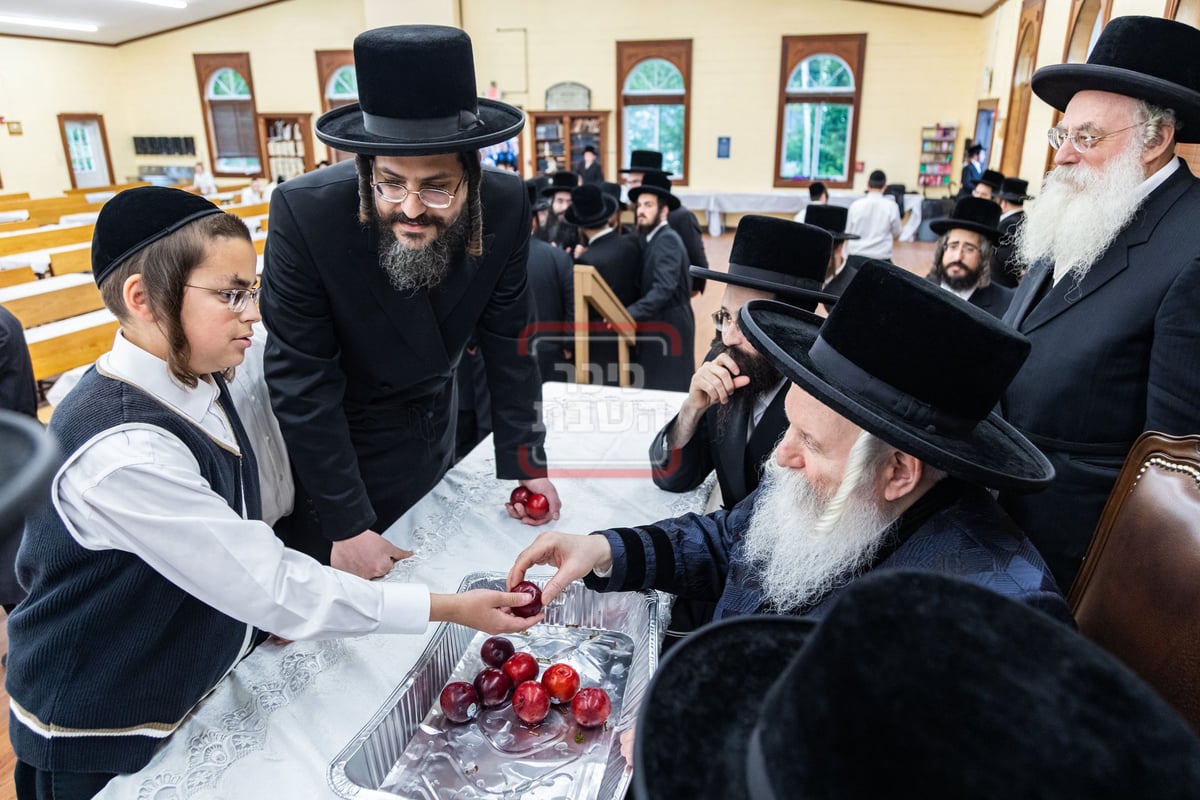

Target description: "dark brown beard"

left=377, top=209, right=468, bottom=292
left=712, top=339, right=785, bottom=441
left=936, top=260, right=980, bottom=291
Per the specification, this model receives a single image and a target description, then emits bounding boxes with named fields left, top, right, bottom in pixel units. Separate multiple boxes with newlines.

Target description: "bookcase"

left=528, top=111, right=609, bottom=176
left=257, top=113, right=314, bottom=181
left=917, top=124, right=958, bottom=188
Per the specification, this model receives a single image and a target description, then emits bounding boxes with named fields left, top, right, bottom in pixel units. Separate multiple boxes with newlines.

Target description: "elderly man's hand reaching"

left=507, top=531, right=613, bottom=607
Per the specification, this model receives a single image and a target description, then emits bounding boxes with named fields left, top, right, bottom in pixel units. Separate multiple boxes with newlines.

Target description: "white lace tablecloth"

left=94, top=382, right=709, bottom=799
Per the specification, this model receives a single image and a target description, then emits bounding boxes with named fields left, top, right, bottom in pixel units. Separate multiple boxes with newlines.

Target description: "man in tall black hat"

left=540, top=170, right=580, bottom=251
left=573, top=145, right=603, bottom=185
left=803, top=203, right=859, bottom=295
left=621, top=149, right=709, bottom=295
left=510, top=260, right=1067, bottom=639
left=972, top=167, right=1005, bottom=201
left=1000, top=15, right=1200, bottom=589
left=566, top=183, right=641, bottom=384
left=959, top=142, right=986, bottom=197
left=261, top=26, right=560, bottom=580
left=627, top=171, right=696, bottom=391
left=926, top=196, right=1013, bottom=319
left=992, top=176, right=1031, bottom=287
left=632, top=570, right=1200, bottom=800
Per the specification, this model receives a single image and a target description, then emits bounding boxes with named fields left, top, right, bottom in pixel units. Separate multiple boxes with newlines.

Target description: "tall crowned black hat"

left=627, top=170, right=680, bottom=211
left=804, top=204, right=859, bottom=241
left=633, top=570, right=1200, bottom=800
left=929, top=196, right=1003, bottom=242
left=91, top=186, right=223, bottom=286
left=563, top=184, right=617, bottom=228
left=966, top=142, right=984, bottom=156
left=1032, top=16, right=1200, bottom=143
left=619, top=149, right=673, bottom=175
left=600, top=181, right=627, bottom=210
left=997, top=177, right=1033, bottom=203
left=739, top=259, right=1054, bottom=492
left=978, top=168, right=1005, bottom=191
left=524, top=177, right=550, bottom=212
left=314, top=26, right=525, bottom=156
left=689, top=216, right=837, bottom=312
left=541, top=171, right=579, bottom=197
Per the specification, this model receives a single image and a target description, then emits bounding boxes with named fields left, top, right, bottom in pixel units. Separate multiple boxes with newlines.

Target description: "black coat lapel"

left=431, top=233, right=496, bottom=321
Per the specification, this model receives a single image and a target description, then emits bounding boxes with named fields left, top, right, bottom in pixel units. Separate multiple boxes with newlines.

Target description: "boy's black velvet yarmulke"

left=91, top=187, right=223, bottom=286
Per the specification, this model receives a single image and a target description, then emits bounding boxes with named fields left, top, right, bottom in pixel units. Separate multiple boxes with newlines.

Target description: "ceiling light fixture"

left=128, top=0, right=189, bottom=7
left=0, top=15, right=99, bottom=32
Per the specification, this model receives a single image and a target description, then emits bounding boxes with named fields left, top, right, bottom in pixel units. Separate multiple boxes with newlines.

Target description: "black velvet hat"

left=997, top=177, right=1033, bottom=203
left=541, top=171, right=579, bottom=198
left=633, top=570, right=1200, bottom=800
left=690, top=215, right=837, bottom=311
left=627, top=170, right=680, bottom=211
left=966, top=142, right=984, bottom=157
left=314, top=26, right=525, bottom=156
left=619, top=149, right=673, bottom=175
left=978, top=168, right=1004, bottom=191
left=91, top=186, right=223, bottom=286
left=803, top=203, right=859, bottom=241
left=739, top=260, right=1053, bottom=492
left=929, top=196, right=1003, bottom=242
left=524, top=177, right=550, bottom=213
left=601, top=180, right=627, bottom=210
left=1032, top=16, right=1200, bottom=143
left=563, top=184, right=617, bottom=228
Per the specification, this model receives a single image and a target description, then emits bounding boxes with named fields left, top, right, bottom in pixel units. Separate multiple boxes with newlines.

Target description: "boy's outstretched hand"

left=430, top=589, right=545, bottom=634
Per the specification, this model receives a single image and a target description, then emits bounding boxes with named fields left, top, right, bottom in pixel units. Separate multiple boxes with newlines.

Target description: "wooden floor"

left=0, top=233, right=934, bottom=800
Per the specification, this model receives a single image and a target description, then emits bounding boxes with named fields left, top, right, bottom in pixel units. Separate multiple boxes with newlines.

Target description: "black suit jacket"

left=649, top=376, right=788, bottom=507
left=526, top=238, right=574, bottom=383
left=262, top=161, right=545, bottom=542
left=574, top=160, right=604, bottom=185
left=999, top=162, right=1200, bottom=589
left=629, top=225, right=695, bottom=391
left=669, top=206, right=709, bottom=294
left=992, top=210, right=1025, bottom=288
left=967, top=282, right=1013, bottom=319
left=821, top=254, right=870, bottom=312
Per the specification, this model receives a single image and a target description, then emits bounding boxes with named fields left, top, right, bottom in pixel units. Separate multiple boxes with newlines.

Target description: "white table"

left=58, top=211, right=101, bottom=225
left=94, top=382, right=710, bottom=799
left=678, top=189, right=925, bottom=241
left=0, top=210, right=30, bottom=223
left=0, top=271, right=91, bottom=305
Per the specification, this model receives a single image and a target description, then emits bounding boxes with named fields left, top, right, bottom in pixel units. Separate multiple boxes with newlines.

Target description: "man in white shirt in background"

left=189, top=161, right=217, bottom=196
left=846, top=170, right=900, bottom=260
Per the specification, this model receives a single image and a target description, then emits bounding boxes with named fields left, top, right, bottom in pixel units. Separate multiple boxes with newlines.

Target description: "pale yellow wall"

left=466, top=0, right=984, bottom=194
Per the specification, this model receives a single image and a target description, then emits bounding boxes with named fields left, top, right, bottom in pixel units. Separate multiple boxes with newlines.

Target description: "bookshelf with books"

left=528, top=111, right=609, bottom=176
left=918, top=124, right=958, bottom=189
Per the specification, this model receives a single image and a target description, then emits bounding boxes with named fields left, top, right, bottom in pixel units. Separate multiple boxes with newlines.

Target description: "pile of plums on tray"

left=439, top=636, right=612, bottom=728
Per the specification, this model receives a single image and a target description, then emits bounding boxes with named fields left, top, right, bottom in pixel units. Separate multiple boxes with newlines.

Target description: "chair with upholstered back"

left=1069, top=431, right=1200, bottom=734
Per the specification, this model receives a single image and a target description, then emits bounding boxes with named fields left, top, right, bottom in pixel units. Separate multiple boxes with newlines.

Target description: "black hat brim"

left=996, top=191, right=1032, bottom=203
left=563, top=194, right=618, bottom=228
left=542, top=184, right=576, bottom=198
left=928, top=218, right=1002, bottom=242
left=633, top=616, right=816, bottom=800
left=1032, top=64, right=1200, bottom=143
left=619, top=167, right=673, bottom=176
left=627, top=184, right=680, bottom=211
left=739, top=300, right=1054, bottom=493
left=689, top=266, right=839, bottom=308
left=830, top=231, right=859, bottom=241
left=314, top=97, right=525, bottom=155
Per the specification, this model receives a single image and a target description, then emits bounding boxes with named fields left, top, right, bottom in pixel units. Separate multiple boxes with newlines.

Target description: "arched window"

left=193, top=54, right=262, bottom=177
left=327, top=66, right=358, bottom=105
left=617, top=40, right=691, bottom=183
left=315, top=50, right=355, bottom=163
left=775, top=36, right=865, bottom=189
left=1000, top=1, right=1045, bottom=178
left=1046, top=0, right=1112, bottom=172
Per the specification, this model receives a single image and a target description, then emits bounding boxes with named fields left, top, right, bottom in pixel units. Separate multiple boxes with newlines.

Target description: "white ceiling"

left=0, top=0, right=279, bottom=46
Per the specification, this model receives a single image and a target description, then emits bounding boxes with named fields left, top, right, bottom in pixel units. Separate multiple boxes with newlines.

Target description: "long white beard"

left=1018, top=140, right=1149, bottom=285
left=742, top=437, right=896, bottom=613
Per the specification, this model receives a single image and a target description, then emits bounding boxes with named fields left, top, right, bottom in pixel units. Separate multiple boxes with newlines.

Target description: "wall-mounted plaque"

left=545, top=82, right=591, bottom=111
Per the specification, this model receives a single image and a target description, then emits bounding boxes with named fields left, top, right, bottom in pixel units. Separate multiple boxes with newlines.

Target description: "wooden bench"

left=253, top=237, right=267, bottom=255
left=0, top=266, right=37, bottom=288
left=228, top=201, right=270, bottom=220
left=49, top=248, right=92, bottom=276
left=62, top=181, right=149, bottom=199
left=0, top=220, right=39, bottom=234
left=0, top=198, right=105, bottom=227
left=1, top=275, right=104, bottom=329
left=0, top=225, right=95, bottom=258
left=25, top=309, right=119, bottom=381
left=0, top=192, right=31, bottom=202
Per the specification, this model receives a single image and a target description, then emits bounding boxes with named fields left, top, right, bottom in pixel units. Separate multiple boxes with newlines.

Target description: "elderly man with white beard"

left=509, top=260, right=1070, bottom=633
left=998, top=16, right=1200, bottom=590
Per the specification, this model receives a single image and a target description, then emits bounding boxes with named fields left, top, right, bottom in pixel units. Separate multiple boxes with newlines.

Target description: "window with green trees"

left=618, top=40, right=692, bottom=184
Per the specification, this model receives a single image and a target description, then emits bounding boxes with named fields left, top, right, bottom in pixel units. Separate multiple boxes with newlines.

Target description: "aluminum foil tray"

left=328, top=572, right=660, bottom=799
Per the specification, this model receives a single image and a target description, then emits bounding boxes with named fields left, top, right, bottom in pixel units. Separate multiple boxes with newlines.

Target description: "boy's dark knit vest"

left=7, top=366, right=263, bottom=774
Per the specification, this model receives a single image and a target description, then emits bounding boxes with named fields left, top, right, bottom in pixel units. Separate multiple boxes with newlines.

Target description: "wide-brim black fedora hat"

left=633, top=570, right=1200, bottom=800
left=929, top=196, right=1003, bottom=242
left=627, top=170, right=680, bottom=211
left=541, top=171, right=579, bottom=197
left=997, top=177, right=1033, bottom=203
left=619, top=149, right=673, bottom=175
left=978, top=168, right=1004, bottom=190
left=314, top=26, right=525, bottom=156
left=1032, top=17, right=1200, bottom=143
left=601, top=181, right=627, bottom=210
left=690, top=215, right=839, bottom=311
left=563, top=183, right=618, bottom=227
left=0, top=410, right=61, bottom=536
left=739, top=260, right=1053, bottom=492
left=803, top=203, right=859, bottom=241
